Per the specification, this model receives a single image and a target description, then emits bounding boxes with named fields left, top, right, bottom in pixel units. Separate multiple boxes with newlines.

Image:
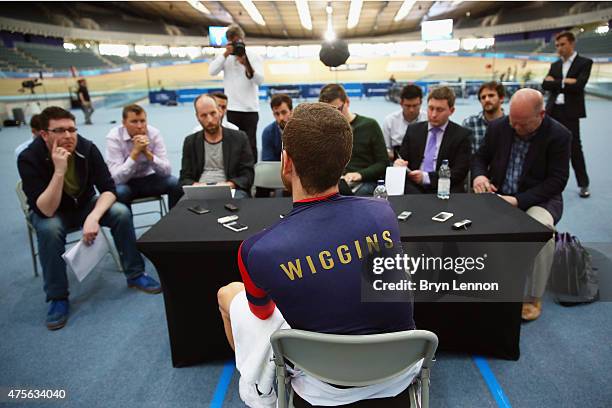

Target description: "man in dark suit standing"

left=542, top=31, right=593, bottom=198
left=394, top=86, right=471, bottom=194
left=472, top=89, right=571, bottom=321
left=179, top=95, right=254, bottom=198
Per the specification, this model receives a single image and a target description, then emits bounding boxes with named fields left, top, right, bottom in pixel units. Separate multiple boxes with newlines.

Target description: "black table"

left=137, top=194, right=551, bottom=367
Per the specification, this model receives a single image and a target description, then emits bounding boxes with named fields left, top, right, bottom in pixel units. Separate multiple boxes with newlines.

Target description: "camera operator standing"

left=209, top=24, right=264, bottom=162
left=77, top=78, right=94, bottom=125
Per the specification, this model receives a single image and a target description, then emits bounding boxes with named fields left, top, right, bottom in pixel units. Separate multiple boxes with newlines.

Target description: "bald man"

left=471, top=88, right=571, bottom=321
left=179, top=95, right=254, bottom=198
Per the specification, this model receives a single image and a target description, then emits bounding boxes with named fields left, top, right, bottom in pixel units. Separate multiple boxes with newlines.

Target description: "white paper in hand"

left=61, top=235, right=110, bottom=282
left=385, top=167, right=407, bottom=196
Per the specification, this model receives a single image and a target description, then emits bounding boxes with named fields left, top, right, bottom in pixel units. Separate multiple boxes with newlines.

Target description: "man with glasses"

left=382, top=84, right=427, bottom=160
left=17, top=107, right=161, bottom=331
left=319, top=84, right=388, bottom=196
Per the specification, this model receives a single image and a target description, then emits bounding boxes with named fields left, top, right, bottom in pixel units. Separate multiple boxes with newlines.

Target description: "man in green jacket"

left=319, top=84, right=388, bottom=196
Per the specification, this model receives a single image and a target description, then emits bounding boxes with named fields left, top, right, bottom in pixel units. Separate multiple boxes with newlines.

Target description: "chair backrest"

left=271, top=329, right=438, bottom=387
left=254, top=162, right=284, bottom=190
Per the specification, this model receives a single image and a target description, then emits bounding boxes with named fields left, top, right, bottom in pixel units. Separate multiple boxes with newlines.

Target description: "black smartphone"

left=224, top=203, right=239, bottom=212
left=188, top=205, right=210, bottom=215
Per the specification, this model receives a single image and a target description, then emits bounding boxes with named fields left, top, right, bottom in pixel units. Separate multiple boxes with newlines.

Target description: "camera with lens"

left=231, top=40, right=246, bottom=57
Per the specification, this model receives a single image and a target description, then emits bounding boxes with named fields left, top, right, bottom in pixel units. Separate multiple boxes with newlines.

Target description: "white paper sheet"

left=385, top=167, right=407, bottom=196
left=61, top=234, right=110, bottom=282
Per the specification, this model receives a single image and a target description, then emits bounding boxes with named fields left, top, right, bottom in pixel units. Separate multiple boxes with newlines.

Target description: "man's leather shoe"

left=46, top=299, right=70, bottom=330
left=579, top=187, right=590, bottom=198
left=127, top=274, right=162, bottom=294
left=522, top=300, right=542, bottom=321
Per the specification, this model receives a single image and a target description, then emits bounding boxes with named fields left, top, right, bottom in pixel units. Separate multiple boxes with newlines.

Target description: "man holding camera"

left=209, top=24, right=264, bottom=162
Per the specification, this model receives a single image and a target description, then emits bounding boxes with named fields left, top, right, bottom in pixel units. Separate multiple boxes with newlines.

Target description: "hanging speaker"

left=319, top=39, right=350, bottom=68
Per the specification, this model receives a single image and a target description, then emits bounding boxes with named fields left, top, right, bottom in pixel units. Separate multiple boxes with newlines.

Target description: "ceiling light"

left=239, top=0, right=266, bottom=26
left=347, top=0, right=363, bottom=29
left=295, top=0, right=312, bottom=30
left=186, top=0, right=211, bottom=15
left=394, top=0, right=417, bottom=22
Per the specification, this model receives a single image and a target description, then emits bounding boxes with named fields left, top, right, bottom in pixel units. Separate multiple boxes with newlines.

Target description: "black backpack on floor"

left=549, top=232, right=599, bottom=305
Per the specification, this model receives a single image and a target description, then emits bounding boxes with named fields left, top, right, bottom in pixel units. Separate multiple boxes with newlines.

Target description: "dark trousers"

left=81, top=104, right=94, bottom=124
left=227, top=111, right=259, bottom=163
left=551, top=105, right=589, bottom=187
left=115, top=173, right=182, bottom=209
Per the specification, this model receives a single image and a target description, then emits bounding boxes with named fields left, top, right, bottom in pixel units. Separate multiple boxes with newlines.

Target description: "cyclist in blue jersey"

left=217, top=102, right=415, bottom=407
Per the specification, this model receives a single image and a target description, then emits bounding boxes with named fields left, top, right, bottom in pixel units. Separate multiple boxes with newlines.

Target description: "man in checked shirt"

left=105, top=104, right=182, bottom=209
left=462, top=81, right=506, bottom=153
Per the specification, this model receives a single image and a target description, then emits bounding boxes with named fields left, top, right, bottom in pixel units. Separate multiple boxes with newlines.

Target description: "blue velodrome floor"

left=1, top=96, right=611, bottom=407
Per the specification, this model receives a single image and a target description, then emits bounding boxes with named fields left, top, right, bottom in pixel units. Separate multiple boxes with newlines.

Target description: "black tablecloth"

left=138, top=194, right=551, bottom=367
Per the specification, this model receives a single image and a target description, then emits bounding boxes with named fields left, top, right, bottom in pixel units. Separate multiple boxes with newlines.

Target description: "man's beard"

left=483, top=103, right=498, bottom=113
left=278, top=120, right=287, bottom=130
left=204, top=124, right=220, bottom=135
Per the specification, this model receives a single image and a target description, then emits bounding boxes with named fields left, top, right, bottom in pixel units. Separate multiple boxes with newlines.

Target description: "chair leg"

left=276, top=365, right=288, bottom=408
left=409, top=380, right=421, bottom=408
left=101, top=228, right=123, bottom=273
left=288, top=387, right=295, bottom=408
left=160, top=196, right=168, bottom=217
left=27, top=226, right=38, bottom=277
left=421, top=368, right=430, bottom=408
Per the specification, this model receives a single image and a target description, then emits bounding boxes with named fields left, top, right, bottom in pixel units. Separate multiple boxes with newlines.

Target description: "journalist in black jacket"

left=471, top=89, right=571, bottom=321
left=471, top=99, right=571, bottom=224
left=398, top=120, right=471, bottom=193
left=541, top=31, right=593, bottom=192
left=179, top=128, right=255, bottom=195
left=542, top=53, right=592, bottom=120
left=18, top=135, right=116, bottom=217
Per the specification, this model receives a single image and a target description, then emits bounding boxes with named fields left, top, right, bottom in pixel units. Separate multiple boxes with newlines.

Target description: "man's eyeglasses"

left=47, top=127, right=78, bottom=134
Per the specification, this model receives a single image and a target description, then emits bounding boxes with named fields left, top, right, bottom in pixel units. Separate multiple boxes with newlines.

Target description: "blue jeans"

left=354, top=182, right=377, bottom=196
left=233, top=189, right=249, bottom=199
left=116, top=173, right=182, bottom=209
left=30, top=198, right=145, bottom=301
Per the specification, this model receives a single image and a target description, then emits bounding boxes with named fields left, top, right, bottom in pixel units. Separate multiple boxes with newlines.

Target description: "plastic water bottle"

left=373, top=180, right=388, bottom=200
left=437, top=160, right=451, bottom=200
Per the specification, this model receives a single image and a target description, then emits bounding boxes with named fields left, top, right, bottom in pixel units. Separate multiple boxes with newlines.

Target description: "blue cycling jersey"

left=238, top=193, right=415, bottom=335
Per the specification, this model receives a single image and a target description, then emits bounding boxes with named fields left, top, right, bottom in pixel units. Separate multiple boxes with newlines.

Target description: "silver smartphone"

left=431, top=212, right=454, bottom=222
left=223, top=221, right=248, bottom=232
left=397, top=211, right=412, bottom=221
